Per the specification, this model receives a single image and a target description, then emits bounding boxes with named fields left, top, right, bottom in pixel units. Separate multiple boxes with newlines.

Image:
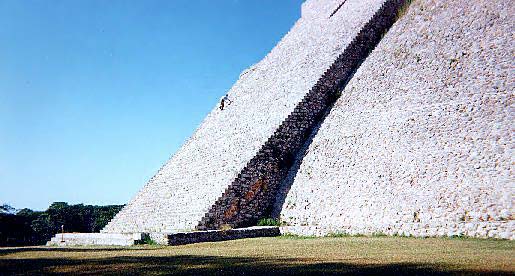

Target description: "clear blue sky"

left=0, top=0, right=304, bottom=211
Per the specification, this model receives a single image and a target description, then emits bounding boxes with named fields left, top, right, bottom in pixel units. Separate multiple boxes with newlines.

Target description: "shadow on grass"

left=0, top=246, right=160, bottom=256
left=0, top=249, right=512, bottom=276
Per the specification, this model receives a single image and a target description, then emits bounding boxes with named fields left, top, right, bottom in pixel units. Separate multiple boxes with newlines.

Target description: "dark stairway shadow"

left=270, top=44, right=365, bottom=219
left=199, top=0, right=413, bottom=228
left=271, top=95, right=339, bottom=219
left=270, top=0, right=405, bottom=220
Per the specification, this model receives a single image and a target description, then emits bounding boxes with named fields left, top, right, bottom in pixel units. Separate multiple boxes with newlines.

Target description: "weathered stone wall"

left=278, top=0, right=514, bottom=239
left=102, top=0, right=387, bottom=234
left=168, top=226, right=280, bottom=246
left=197, top=0, right=410, bottom=230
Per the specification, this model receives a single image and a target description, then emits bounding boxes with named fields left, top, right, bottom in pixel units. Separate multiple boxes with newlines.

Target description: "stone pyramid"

left=100, top=0, right=513, bottom=240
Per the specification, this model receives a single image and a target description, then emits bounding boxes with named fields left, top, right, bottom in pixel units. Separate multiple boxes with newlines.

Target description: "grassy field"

left=0, top=236, right=513, bottom=275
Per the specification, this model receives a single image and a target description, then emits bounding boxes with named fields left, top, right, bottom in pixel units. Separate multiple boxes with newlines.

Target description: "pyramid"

left=94, top=0, right=513, bottom=240
left=278, top=0, right=514, bottom=239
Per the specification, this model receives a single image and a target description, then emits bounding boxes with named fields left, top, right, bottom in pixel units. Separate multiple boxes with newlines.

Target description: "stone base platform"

left=46, top=226, right=280, bottom=246
left=46, top=232, right=146, bottom=246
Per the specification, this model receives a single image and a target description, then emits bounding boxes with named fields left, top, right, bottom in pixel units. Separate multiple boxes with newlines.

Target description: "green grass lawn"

left=0, top=236, right=513, bottom=275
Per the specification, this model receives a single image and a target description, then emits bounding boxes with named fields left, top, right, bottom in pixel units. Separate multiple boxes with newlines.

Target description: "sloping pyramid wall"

left=103, top=0, right=396, bottom=234
left=197, top=0, right=409, bottom=230
left=278, top=0, right=514, bottom=239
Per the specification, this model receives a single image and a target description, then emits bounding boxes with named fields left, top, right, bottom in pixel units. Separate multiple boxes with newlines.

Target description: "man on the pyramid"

left=219, top=93, right=232, bottom=110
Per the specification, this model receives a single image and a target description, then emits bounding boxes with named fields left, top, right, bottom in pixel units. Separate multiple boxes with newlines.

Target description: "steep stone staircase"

left=197, top=0, right=410, bottom=230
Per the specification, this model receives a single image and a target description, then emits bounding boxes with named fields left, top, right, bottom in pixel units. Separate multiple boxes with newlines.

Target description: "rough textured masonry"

left=278, top=0, right=514, bottom=239
left=49, top=0, right=513, bottom=245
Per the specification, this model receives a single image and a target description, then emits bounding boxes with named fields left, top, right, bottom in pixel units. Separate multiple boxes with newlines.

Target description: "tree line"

left=0, top=202, right=124, bottom=246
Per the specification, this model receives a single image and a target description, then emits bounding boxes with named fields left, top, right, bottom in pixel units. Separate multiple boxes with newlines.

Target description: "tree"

left=0, top=202, right=125, bottom=246
left=31, top=214, right=53, bottom=244
left=0, top=204, right=15, bottom=214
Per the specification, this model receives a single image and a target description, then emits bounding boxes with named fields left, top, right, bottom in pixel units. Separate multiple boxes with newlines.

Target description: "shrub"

left=141, top=235, right=157, bottom=245
left=279, top=233, right=317, bottom=239
left=257, top=218, right=280, bottom=226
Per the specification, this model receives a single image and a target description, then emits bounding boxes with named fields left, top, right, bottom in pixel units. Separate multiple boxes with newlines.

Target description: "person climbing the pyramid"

left=219, top=93, right=232, bottom=110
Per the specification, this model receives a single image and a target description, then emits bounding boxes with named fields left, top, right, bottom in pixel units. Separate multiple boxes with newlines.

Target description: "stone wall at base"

left=168, top=226, right=280, bottom=246
left=281, top=221, right=514, bottom=239
left=277, top=0, right=514, bottom=239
